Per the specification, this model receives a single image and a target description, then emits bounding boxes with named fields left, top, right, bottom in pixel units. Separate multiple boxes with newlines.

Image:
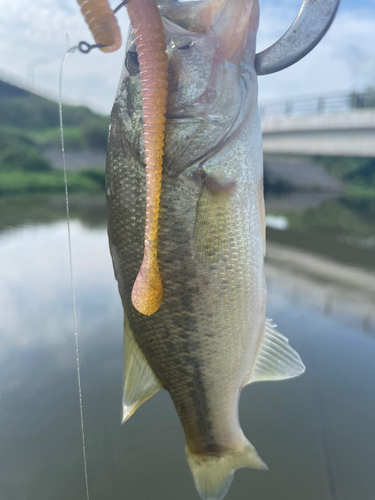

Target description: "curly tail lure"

left=78, top=0, right=167, bottom=316
left=77, top=0, right=122, bottom=52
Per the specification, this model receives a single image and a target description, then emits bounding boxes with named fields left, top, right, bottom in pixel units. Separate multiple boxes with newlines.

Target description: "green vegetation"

left=349, top=86, right=375, bottom=109
left=282, top=198, right=374, bottom=238
left=311, top=155, right=375, bottom=221
left=263, top=170, right=292, bottom=194
left=265, top=154, right=375, bottom=250
left=0, top=169, right=105, bottom=196
left=313, top=155, right=375, bottom=188
left=0, top=85, right=109, bottom=196
left=0, top=92, right=108, bottom=132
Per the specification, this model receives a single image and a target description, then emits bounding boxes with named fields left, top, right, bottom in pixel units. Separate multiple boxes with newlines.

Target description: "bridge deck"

left=261, top=110, right=375, bottom=157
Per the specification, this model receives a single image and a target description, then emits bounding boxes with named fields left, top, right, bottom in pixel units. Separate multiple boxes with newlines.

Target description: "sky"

left=0, top=0, right=374, bottom=114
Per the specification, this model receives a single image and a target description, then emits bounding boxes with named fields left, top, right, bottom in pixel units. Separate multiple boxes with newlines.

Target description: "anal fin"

left=248, top=319, right=305, bottom=384
left=122, top=318, right=162, bottom=423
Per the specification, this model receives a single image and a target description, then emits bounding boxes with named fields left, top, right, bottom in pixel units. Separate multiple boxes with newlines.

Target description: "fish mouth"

left=159, top=0, right=258, bottom=65
left=155, top=0, right=259, bottom=177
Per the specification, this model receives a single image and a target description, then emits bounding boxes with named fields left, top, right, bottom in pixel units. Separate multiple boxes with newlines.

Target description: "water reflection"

left=265, top=242, right=375, bottom=337
left=265, top=191, right=339, bottom=212
left=0, top=193, right=107, bottom=234
left=0, top=204, right=374, bottom=500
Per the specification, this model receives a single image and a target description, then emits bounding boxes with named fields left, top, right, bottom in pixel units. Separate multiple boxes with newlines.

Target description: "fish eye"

left=125, top=50, right=139, bottom=75
left=178, top=41, right=195, bottom=50
left=125, top=35, right=139, bottom=75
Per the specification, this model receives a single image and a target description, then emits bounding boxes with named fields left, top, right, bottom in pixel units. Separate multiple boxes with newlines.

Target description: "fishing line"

left=302, top=327, right=341, bottom=500
left=59, top=45, right=91, bottom=500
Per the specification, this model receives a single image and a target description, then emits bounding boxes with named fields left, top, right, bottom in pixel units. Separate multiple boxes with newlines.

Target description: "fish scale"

left=106, top=2, right=305, bottom=499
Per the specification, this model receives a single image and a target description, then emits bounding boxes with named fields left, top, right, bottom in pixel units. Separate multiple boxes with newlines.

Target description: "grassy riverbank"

left=263, top=154, right=375, bottom=248
left=313, top=155, right=375, bottom=198
left=0, top=84, right=108, bottom=196
left=264, top=154, right=375, bottom=217
left=0, top=169, right=105, bottom=196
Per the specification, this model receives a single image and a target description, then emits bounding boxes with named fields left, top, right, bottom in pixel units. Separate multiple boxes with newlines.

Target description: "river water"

left=0, top=193, right=374, bottom=500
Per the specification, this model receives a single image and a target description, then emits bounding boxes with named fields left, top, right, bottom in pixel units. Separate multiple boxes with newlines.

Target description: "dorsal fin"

left=247, top=319, right=305, bottom=385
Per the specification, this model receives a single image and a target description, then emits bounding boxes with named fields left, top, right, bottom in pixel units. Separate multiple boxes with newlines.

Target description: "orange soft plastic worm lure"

left=127, top=0, right=168, bottom=316
left=77, top=0, right=168, bottom=315
left=77, top=0, right=122, bottom=53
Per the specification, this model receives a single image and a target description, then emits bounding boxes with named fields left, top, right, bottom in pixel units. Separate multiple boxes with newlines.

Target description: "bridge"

left=1, top=67, right=374, bottom=158
left=260, top=90, right=375, bottom=157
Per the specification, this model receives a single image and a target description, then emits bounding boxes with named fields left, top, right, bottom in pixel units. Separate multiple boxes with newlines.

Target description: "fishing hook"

left=255, top=0, right=341, bottom=75
left=77, top=0, right=128, bottom=54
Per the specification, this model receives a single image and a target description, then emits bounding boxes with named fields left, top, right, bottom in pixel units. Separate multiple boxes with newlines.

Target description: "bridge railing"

left=259, top=90, right=375, bottom=118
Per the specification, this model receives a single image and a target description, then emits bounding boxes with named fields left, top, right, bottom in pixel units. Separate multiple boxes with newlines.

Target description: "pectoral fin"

left=194, top=171, right=235, bottom=263
left=122, top=318, right=162, bottom=423
left=247, top=319, right=305, bottom=384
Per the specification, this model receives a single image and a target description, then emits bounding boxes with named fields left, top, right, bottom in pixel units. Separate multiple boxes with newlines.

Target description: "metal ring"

left=78, top=41, right=108, bottom=54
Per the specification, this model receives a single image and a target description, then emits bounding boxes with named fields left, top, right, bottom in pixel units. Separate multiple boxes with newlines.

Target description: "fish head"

left=159, top=0, right=259, bottom=64
left=154, top=0, right=260, bottom=175
left=121, top=0, right=260, bottom=177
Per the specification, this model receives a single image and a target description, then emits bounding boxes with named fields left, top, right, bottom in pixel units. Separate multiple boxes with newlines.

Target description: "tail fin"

left=186, top=439, right=268, bottom=500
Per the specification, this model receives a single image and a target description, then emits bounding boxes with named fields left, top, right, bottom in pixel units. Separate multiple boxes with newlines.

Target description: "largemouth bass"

left=106, top=1, right=305, bottom=499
